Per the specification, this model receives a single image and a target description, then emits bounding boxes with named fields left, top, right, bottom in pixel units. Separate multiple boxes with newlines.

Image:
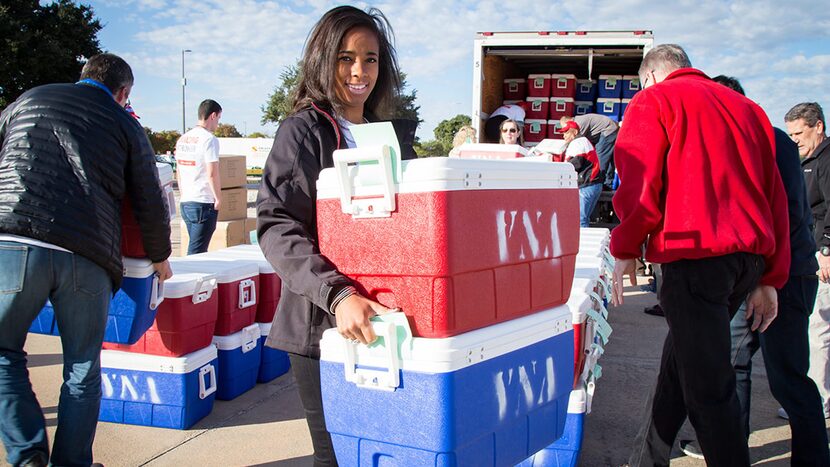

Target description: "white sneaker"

left=778, top=407, right=789, bottom=420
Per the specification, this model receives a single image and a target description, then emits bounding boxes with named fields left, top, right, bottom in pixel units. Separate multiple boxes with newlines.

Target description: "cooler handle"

left=199, top=364, right=217, bottom=399
left=241, top=325, right=259, bottom=354
left=149, top=275, right=164, bottom=310
left=333, top=145, right=396, bottom=218
left=342, top=320, right=400, bottom=391
left=192, top=277, right=217, bottom=304
left=238, top=278, right=257, bottom=309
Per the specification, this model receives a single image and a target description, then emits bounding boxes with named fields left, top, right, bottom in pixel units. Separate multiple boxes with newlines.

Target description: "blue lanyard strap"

left=76, top=78, right=112, bottom=96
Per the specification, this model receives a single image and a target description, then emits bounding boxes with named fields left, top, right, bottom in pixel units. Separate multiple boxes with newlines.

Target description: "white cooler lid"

left=258, top=321, right=271, bottom=336
left=212, top=324, right=260, bottom=351
left=163, top=271, right=218, bottom=299
left=199, top=247, right=275, bottom=274
left=317, top=154, right=577, bottom=201
left=122, top=257, right=154, bottom=278
left=599, top=74, right=623, bottom=80
left=320, top=307, right=571, bottom=374
left=596, top=98, right=621, bottom=103
left=101, top=345, right=217, bottom=373
left=453, top=143, right=529, bottom=159
left=567, top=290, right=592, bottom=321
left=551, top=74, right=576, bottom=79
left=155, top=162, right=174, bottom=185
left=170, top=256, right=259, bottom=283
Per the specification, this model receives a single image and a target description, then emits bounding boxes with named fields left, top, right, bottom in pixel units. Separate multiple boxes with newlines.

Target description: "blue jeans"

left=180, top=201, right=218, bottom=255
left=578, top=183, right=603, bottom=227
left=596, top=131, right=617, bottom=190
left=0, top=242, right=111, bottom=466
left=731, top=276, right=829, bottom=465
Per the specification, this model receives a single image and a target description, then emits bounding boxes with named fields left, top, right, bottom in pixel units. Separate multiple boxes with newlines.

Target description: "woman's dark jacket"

left=257, top=103, right=417, bottom=358
left=0, top=83, right=172, bottom=287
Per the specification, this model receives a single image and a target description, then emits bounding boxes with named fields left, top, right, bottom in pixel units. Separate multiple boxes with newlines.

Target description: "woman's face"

left=501, top=122, right=520, bottom=144
left=335, top=26, right=379, bottom=122
left=563, top=128, right=578, bottom=143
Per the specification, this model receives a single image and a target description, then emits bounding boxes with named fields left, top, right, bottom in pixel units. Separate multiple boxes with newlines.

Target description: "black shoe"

left=20, top=452, right=48, bottom=467
left=679, top=439, right=704, bottom=460
left=643, top=304, right=664, bottom=317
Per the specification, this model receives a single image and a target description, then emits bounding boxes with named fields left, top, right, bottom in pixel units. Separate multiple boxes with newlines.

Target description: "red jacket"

left=609, top=68, right=790, bottom=288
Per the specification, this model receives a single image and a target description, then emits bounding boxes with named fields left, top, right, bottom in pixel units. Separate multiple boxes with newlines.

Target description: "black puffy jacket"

left=257, top=103, right=417, bottom=358
left=0, top=83, right=172, bottom=287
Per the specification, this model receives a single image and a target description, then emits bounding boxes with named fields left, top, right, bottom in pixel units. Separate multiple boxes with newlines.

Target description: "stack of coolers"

left=179, top=155, right=256, bottom=254
left=518, top=227, right=613, bottom=466
left=315, top=143, right=583, bottom=465
left=596, top=75, right=641, bottom=122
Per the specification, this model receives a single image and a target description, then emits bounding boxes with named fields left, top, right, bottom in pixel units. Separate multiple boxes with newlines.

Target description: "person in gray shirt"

left=561, top=114, right=619, bottom=189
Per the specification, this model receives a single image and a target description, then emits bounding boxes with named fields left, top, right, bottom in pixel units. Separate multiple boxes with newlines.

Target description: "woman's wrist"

left=328, top=285, right=358, bottom=315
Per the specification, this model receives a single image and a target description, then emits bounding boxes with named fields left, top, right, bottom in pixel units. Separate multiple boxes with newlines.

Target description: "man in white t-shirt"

left=175, top=99, right=222, bottom=254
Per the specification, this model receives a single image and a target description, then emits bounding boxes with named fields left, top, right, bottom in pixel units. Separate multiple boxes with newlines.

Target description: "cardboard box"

left=218, top=155, right=247, bottom=189
left=180, top=219, right=248, bottom=255
left=218, top=187, right=247, bottom=221
left=244, top=217, right=257, bottom=244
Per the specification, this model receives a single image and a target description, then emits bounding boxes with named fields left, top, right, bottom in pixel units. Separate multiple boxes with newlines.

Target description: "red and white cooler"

left=524, top=119, right=548, bottom=144
left=316, top=145, right=579, bottom=338
left=452, top=143, right=528, bottom=160
left=549, top=97, right=575, bottom=120
left=550, top=74, right=576, bottom=98
left=527, top=74, right=551, bottom=97
left=525, top=97, right=549, bottom=120
left=121, top=162, right=176, bottom=258
left=205, top=245, right=282, bottom=323
left=503, top=78, right=527, bottom=100
left=169, top=257, right=259, bottom=336
left=547, top=120, right=564, bottom=140
left=103, top=271, right=219, bottom=357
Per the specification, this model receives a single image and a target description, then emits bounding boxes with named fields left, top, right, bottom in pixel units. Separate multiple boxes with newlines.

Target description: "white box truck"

left=471, top=30, right=654, bottom=141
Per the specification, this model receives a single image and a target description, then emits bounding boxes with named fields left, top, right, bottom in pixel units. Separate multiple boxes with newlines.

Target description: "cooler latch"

left=333, top=145, right=397, bottom=218
left=241, top=325, right=259, bottom=353
left=238, top=278, right=257, bottom=309
left=343, top=321, right=400, bottom=391
left=192, top=277, right=217, bottom=304
left=199, top=364, right=217, bottom=399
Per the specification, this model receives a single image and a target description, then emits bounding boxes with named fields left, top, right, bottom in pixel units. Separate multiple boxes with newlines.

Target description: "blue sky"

left=89, top=0, right=830, bottom=141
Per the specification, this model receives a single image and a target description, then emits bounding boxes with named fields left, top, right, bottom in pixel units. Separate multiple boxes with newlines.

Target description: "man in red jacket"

left=610, top=44, right=790, bottom=466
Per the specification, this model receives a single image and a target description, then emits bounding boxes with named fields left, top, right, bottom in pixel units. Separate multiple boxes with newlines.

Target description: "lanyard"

left=76, top=78, right=112, bottom=96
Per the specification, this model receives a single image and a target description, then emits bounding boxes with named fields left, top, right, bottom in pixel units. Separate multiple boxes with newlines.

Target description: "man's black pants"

left=289, top=353, right=338, bottom=467
left=631, top=252, right=763, bottom=467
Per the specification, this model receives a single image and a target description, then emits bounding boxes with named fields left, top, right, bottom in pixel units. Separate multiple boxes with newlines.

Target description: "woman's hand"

left=335, top=294, right=395, bottom=345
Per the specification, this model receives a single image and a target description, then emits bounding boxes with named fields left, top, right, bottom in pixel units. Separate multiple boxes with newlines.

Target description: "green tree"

left=214, top=123, right=242, bottom=137
left=247, top=131, right=270, bottom=139
left=413, top=140, right=445, bottom=158
left=144, top=127, right=180, bottom=155
left=0, top=0, right=102, bottom=109
left=261, top=60, right=421, bottom=126
left=431, top=114, right=472, bottom=155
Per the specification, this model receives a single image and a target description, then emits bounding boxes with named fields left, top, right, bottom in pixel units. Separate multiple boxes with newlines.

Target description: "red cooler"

left=316, top=146, right=579, bottom=338
left=103, top=271, right=219, bottom=357
left=527, top=74, right=551, bottom=97
left=525, top=97, right=549, bottom=120
left=202, top=245, right=282, bottom=323
left=547, top=120, right=565, bottom=140
left=503, top=78, right=527, bottom=100
left=550, top=74, right=576, bottom=98
left=524, top=119, right=548, bottom=144
left=453, top=143, right=528, bottom=160
left=549, top=97, right=575, bottom=120
left=121, top=162, right=176, bottom=257
left=169, top=257, right=259, bottom=336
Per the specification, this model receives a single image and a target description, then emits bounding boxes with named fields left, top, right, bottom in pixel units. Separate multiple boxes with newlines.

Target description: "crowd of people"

left=0, top=4, right=827, bottom=467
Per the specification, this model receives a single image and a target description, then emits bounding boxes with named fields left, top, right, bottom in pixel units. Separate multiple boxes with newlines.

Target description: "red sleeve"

left=759, top=121, right=791, bottom=288
left=609, top=92, right=669, bottom=259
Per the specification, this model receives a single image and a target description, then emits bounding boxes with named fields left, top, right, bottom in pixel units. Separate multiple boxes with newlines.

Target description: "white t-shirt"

left=175, top=126, right=220, bottom=203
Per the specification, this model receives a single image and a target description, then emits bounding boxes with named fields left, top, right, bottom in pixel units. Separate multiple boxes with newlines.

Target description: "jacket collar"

left=663, top=68, right=710, bottom=82
left=805, top=137, right=830, bottom=164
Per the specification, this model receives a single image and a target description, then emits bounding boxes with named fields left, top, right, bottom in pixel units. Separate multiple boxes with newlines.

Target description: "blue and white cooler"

left=574, top=101, right=594, bottom=116
left=98, top=345, right=218, bottom=429
left=212, top=323, right=261, bottom=400
left=106, top=257, right=164, bottom=344
left=597, top=75, right=623, bottom=99
left=256, top=321, right=291, bottom=383
left=621, top=98, right=632, bottom=119
left=622, top=75, right=641, bottom=98
left=320, top=310, right=574, bottom=467
left=595, top=98, right=621, bottom=122
left=574, top=80, right=596, bottom=101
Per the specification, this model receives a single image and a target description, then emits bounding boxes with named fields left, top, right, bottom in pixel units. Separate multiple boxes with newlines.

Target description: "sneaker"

left=778, top=407, right=789, bottom=420
left=679, top=439, right=705, bottom=460
left=643, top=304, right=665, bottom=317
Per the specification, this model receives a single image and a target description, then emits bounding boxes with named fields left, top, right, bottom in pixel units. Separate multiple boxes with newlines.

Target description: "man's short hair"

left=712, top=75, right=745, bottom=96
left=198, top=99, right=222, bottom=120
left=80, top=53, right=134, bottom=94
left=785, top=102, right=825, bottom=131
left=639, top=44, right=692, bottom=77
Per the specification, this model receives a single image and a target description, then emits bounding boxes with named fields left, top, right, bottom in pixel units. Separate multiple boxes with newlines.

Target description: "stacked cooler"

left=518, top=227, right=613, bottom=466
left=596, top=75, right=641, bottom=122
left=315, top=145, right=581, bottom=466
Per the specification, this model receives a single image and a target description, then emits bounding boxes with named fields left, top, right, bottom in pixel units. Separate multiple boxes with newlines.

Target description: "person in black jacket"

left=256, top=6, right=416, bottom=466
left=0, top=53, right=172, bottom=467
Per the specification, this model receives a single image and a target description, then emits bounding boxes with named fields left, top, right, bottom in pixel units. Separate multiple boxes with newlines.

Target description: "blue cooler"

left=597, top=75, right=623, bottom=99
left=516, top=389, right=588, bottom=467
left=575, top=80, right=596, bottom=101
left=596, top=98, right=621, bottom=122
left=99, top=345, right=218, bottom=429
left=574, top=101, right=593, bottom=116
left=622, top=75, right=641, bottom=98
left=106, top=257, right=163, bottom=344
left=30, top=301, right=59, bottom=335
left=320, top=309, right=574, bottom=467
left=621, top=98, right=632, bottom=119
left=257, top=322, right=290, bottom=383
left=212, top=324, right=261, bottom=400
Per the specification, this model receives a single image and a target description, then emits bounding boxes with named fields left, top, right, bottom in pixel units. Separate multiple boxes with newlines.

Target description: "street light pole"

left=181, top=49, right=192, bottom=134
